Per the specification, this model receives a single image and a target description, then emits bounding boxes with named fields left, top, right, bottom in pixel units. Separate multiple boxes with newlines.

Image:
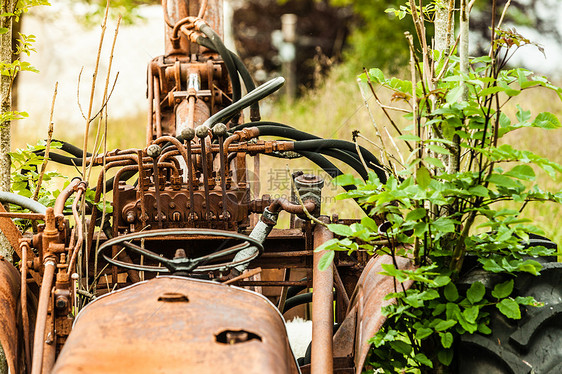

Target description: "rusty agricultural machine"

left=0, top=1, right=411, bottom=373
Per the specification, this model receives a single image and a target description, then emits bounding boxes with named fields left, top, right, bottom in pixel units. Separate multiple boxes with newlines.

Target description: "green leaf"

left=333, top=174, right=357, bottom=186
left=467, top=282, right=485, bottom=304
left=313, top=238, right=339, bottom=252
left=440, top=332, right=453, bottom=348
left=317, top=250, right=335, bottom=271
left=389, top=340, right=412, bottom=355
left=431, top=217, right=456, bottom=233
left=533, top=112, right=561, bottom=129
left=416, top=165, right=431, bottom=189
left=468, top=185, right=489, bottom=197
left=479, top=86, right=505, bottom=97
left=463, top=305, right=480, bottom=323
left=487, top=174, right=522, bottom=189
left=435, top=319, right=457, bottom=331
left=433, top=275, right=451, bottom=287
left=477, top=323, right=492, bottom=334
left=360, top=216, right=378, bottom=231
left=427, top=144, right=451, bottom=155
left=398, top=134, right=421, bottom=142
left=406, top=207, right=426, bottom=221
left=327, top=224, right=353, bottom=237
left=492, top=279, right=514, bottom=299
left=414, top=353, right=433, bottom=368
left=505, top=164, right=535, bottom=181
left=424, top=157, right=445, bottom=168
left=497, top=298, right=521, bottom=319
left=368, top=68, right=385, bottom=83
left=444, top=282, right=459, bottom=302
left=416, top=327, right=433, bottom=340
left=438, top=349, right=454, bottom=366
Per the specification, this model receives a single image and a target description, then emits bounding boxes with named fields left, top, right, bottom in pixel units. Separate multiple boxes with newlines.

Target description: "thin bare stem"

left=86, top=16, right=121, bottom=185
left=81, top=0, right=110, bottom=181
left=33, top=82, right=57, bottom=200
left=496, top=0, right=512, bottom=29
left=363, top=68, right=413, bottom=152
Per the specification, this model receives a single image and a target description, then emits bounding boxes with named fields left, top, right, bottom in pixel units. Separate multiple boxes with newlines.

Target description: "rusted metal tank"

left=52, top=277, right=299, bottom=374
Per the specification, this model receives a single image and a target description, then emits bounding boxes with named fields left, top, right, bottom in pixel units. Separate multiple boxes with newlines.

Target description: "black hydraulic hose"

left=230, top=122, right=378, bottom=180
left=230, top=121, right=294, bottom=132
left=319, top=148, right=369, bottom=180
left=201, top=77, right=285, bottom=129
left=283, top=292, right=313, bottom=313
left=251, top=125, right=369, bottom=179
left=196, top=36, right=260, bottom=120
left=283, top=290, right=336, bottom=313
left=198, top=24, right=241, bottom=104
left=231, top=122, right=386, bottom=182
left=39, top=152, right=84, bottom=166
left=287, top=283, right=307, bottom=299
left=293, top=139, right=386, bottom=183
left=34, top=139, right=92, bottom=158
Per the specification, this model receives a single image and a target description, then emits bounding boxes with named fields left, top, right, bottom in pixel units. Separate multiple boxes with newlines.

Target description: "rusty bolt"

left=55, top=296, right=68, bottom=310
left=212, top=123, right=227, bottom=137
left=169, top=202, right=176, bottom=209
left=125, top=210, right=136, bottom=223
left=195, top=125, right=210, bottom=138
left=147, top=144, right=162, bottom=158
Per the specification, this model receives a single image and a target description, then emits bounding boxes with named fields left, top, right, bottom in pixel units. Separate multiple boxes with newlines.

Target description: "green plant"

left=317, top=1, right=562, bottom=372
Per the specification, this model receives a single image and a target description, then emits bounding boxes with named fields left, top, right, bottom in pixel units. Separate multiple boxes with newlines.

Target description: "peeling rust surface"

left=0, top=256, right=21, bottom=373
left=336, top=255, right=414, bottom=373
left=53, top=277, right=299, bottom=374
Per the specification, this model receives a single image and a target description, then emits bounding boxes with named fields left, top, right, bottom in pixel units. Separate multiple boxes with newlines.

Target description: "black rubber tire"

left=455, top=255, right=562, bottom=374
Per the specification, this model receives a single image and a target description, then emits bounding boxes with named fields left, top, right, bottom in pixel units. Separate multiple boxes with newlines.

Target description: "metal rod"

left=218, top=134, right=228, bottom=219
left=199, top=137, right=211, bottom=219
left=0, top=212, right=45, bottom=220
left=31, top=258, right=56, bottom=374
left=21, top=242, right=32, bottom=372
left=186, top=140, right=195, bottom=220
left=311, top=218, right=334, bottom=374
left=154, top=75, right=162, bottom=138
left=147, top=64, right=154, bottom=145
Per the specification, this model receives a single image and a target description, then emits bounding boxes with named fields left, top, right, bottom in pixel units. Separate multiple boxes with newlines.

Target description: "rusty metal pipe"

left=54, top=177, right=81, bottom=217
left=311, top=218, right=334, bottom=374
left=154, top=136, right=189, bottom=169
left=200, top=137, right=211, bottom=219
left=186, top=140, right=195, bottom=220
left=147, top=64, right=154, bottom=144
left=268, top=198, right=316, bottom=215
left=20, top=242, right=32, bottom=372
left=154, top=76, right=162, bottom=138
left=31, top=258, right=56, bottom=374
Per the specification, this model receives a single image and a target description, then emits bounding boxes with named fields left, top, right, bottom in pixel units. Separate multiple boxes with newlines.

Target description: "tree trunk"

left=0, top=1, right=14, bottom=265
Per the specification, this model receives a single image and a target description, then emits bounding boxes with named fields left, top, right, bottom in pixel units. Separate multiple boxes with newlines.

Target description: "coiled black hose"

left=293, top=139, right=386, bottom=183
left=230, top=121, right=383, bottom=181
left=201, top=77, right=285, bottom=129
left=198, top=23, right=241, bottom=104
left=195, top=36, right=260, bottom=121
